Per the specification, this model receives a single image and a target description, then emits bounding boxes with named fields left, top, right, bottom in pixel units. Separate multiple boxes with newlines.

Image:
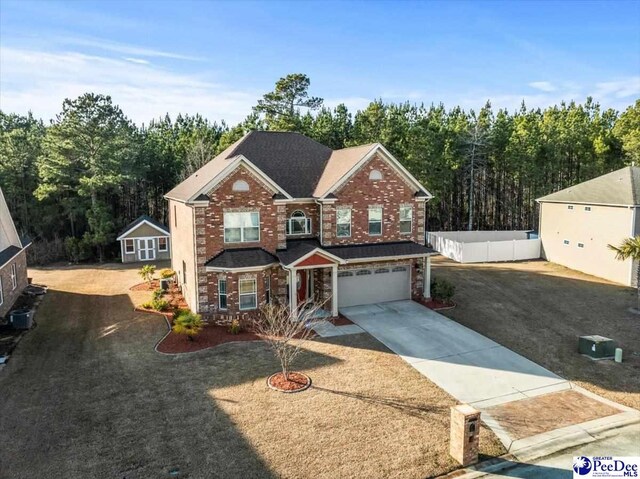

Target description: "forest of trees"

left=1, top=73, right=639, bottom=263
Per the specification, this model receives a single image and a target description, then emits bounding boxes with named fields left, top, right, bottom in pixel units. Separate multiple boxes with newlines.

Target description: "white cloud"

left=123, top=57, right=150, bottom=65
left=0, top=47, right=257, bottom=125
left=591, top=77, right=640, bottom=99
left=528, top=81, right=557, bottom=92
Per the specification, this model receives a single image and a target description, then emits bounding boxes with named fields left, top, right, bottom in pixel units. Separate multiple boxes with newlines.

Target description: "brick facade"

left=0, top=250, right=29, bottom=318
left=320, top=155, right=426, bottom=246
left=183, top=152, right=429, bottom=319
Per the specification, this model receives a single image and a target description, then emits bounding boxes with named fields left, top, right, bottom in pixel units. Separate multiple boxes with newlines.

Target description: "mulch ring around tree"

left=130, top=280, right=159, bottom=291
left=267, top=372, right=311, bottom=393
left=156, top=323, right=261, bottom=354
left=418, top=298, right=456, bottom=311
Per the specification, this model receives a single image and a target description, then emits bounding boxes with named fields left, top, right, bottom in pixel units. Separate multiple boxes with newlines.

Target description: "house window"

left=224, top=212, right=260, bottom=243
left=336, top=208, right=351, bottom=237
left=369, top=169, right=383, bottom=180
left=265, top=275, right=271, bottom=304
left=182, top=261, right=187, bottom=284
left=239, top=278, right=257, bottom=310
left=0, top=277, right=3, bottom=306
left=578, top=242, right=585, bottom=248
left=10, top=263, right=17, bottom=290
left=399, top=206, right=412, bottom=234
left=368, top=207, right=382, bottom=235
left=563, top=239, right=570, bottom=246
left=286, top=210, right=311, bottom=235
left=218, top=278, right=227, bottom=310
left=232, top=180, right=250, bottom=192
left=568, top=205, right=574, bottom=210
left=585, top=206, right=592, bottom=212
left=124, top=239, right=135, bottom=254
left=158, top=237, right=168, bottom=252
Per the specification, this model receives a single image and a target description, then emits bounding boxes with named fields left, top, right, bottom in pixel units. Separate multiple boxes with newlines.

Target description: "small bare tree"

left=252, top=301, right=327, bottom=381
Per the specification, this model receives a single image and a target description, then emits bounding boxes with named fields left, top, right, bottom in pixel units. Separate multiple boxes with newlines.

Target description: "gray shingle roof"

left=277, top=239, right=322, bottom=265
left=325, top=241, right=435, bottom=260
left=226, top=131, right=333, bottom=198
left=537, top=166, right=640, bottom=206
left=118, top=215, right=169, bottom=238
left=205, top=248, right=278, bottom=269
left=0, top=245, right=22, bottom=268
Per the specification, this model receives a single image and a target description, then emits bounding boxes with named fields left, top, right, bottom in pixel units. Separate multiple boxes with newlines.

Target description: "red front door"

left=297, top=270, right=308, bottom=304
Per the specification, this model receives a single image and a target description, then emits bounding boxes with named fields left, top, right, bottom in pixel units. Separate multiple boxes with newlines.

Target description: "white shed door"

left=338, top=265, right=410, bottom=308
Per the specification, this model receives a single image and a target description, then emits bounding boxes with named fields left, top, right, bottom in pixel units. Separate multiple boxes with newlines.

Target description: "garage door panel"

left=338, top=266, right=410, bottom=308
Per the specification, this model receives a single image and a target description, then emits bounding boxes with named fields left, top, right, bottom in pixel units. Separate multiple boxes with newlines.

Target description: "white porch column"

left=289, top=267, right=298, bottom=314
left=424, top=256, right=431, bottom=298
left=331, top=264, right=338, bottom=317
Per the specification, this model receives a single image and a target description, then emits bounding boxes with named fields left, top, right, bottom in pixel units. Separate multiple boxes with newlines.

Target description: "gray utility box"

left=579, top=335, right=616, bottom=359
left=10, top=309, right=33, bottom=330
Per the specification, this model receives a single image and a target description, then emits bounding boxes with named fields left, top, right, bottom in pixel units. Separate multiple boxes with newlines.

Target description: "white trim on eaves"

left=117, top=220, right=170, bottom=241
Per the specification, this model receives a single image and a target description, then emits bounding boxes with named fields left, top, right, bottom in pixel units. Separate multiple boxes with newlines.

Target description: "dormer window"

left=286, top=210, right=311, bottom=235
left=369, top=169, right=383, bottom=180
left=232, top=180, right=250, bottom=192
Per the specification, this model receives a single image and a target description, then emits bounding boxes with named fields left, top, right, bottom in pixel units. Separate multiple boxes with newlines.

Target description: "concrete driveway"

left=340, top=301, right=569, bottom=408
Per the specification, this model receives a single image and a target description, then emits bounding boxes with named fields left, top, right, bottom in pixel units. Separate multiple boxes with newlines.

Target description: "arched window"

left=369, top=169, right=383, bottom=180
left=232, top=180, right=250, bottom=192
left=286, top=210, right=311, bottom=235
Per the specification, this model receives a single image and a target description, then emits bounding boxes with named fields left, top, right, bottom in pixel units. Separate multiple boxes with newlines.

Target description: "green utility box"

left=578, top=335, right=617, bottom=359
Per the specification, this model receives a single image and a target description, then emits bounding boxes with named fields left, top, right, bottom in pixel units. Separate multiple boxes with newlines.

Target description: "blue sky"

left=1, top=0, right=639, bottom=125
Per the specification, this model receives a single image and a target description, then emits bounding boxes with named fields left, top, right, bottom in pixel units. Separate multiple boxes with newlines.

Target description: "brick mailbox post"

left=450, top=404, right=481, bottom=466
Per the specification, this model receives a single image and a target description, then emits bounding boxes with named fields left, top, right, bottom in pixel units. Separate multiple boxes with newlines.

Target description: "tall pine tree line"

left=1, top=75, right=639, bottom=263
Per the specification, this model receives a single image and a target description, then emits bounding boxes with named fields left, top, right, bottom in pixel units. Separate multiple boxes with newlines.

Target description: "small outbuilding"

left=117, top=215, right=171, bottom=263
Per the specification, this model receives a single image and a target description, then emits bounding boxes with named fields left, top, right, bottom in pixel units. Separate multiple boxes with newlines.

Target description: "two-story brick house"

left=0, top=187, right=30, bottom=319
left=165, top=131, right=435, bottom=319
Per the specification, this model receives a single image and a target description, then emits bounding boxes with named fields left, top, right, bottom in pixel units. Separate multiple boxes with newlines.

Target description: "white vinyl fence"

left=426, top=231, right=541, bottom=263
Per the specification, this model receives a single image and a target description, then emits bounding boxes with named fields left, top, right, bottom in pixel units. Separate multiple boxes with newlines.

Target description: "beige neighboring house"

left=0, top=188, right=31, bottom=318
left=117, top=215, right=171, bottom=263
left=537, top=165, right=639, bottom=287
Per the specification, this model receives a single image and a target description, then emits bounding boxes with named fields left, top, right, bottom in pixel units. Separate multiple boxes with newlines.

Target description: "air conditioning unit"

left=578, top=335, right=616, bottom=359
left=10, top=308, right=33, bottom=330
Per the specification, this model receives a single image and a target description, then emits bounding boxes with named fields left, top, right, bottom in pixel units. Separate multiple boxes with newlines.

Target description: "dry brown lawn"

left=0, top=263, right=504, bottom=479
left=432, top=256, right=640, bottom=411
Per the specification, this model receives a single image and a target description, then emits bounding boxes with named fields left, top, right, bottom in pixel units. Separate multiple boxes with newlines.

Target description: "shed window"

left=232, top=180, right=250, bottom=192
left=158, top=237, right=168, bottom=252
left=218, top=279, right=227, bottom=310
left=563, top=239, right=570, bottom=246
left=124, top=239, right=135, bottom=254
left=567, top=205, right=574, bottom=210
left=239, top=278, right=257, bottom=310
left=584, top=206, right=592, bottom=212
left=578, top=242, right=585, bottom=248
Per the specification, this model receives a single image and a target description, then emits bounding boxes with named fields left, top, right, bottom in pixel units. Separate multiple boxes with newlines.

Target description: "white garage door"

left=338, top=265, right=411, bottom=308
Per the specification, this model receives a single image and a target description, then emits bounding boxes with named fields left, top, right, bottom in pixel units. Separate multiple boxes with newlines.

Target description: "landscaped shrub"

left=159, top=268, right=176, bottom=279
left=431, top=278, right=456, bottom=304
left=152, top=298, right=170, bottom=311
left=172, top=310, right=203, bottom=341
left=138, top=264, right=156, bottom=286
left=228, top=318, right=242, bottom=335
left=141, top=301, right=153, bottom=309
left=152, top=288, right=163, bottom=301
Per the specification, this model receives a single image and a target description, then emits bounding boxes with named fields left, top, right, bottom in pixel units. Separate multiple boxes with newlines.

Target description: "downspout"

left=316, top=200, right=324, bottom=245
left=630, top=206, right=637, bottom=287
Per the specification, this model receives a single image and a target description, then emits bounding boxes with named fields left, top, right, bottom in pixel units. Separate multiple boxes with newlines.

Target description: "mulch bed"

left=331, top=314, right=353, bottom=326
left=157, top=324, right=261, bottom=354
left=267, top=372, right=311, bottom=393
left=130, top=280, right=159, bottom=291
left=418, top=298, right=456, bottom=311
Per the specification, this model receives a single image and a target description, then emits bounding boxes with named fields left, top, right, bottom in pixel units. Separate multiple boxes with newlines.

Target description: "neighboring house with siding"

left=165, top=131, right=435, bottom=319
left=116, top=215, right=171, bottom=263
left=0, top=188, right=30, bottom=318
left=537, top=166, right=639, bottom=287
